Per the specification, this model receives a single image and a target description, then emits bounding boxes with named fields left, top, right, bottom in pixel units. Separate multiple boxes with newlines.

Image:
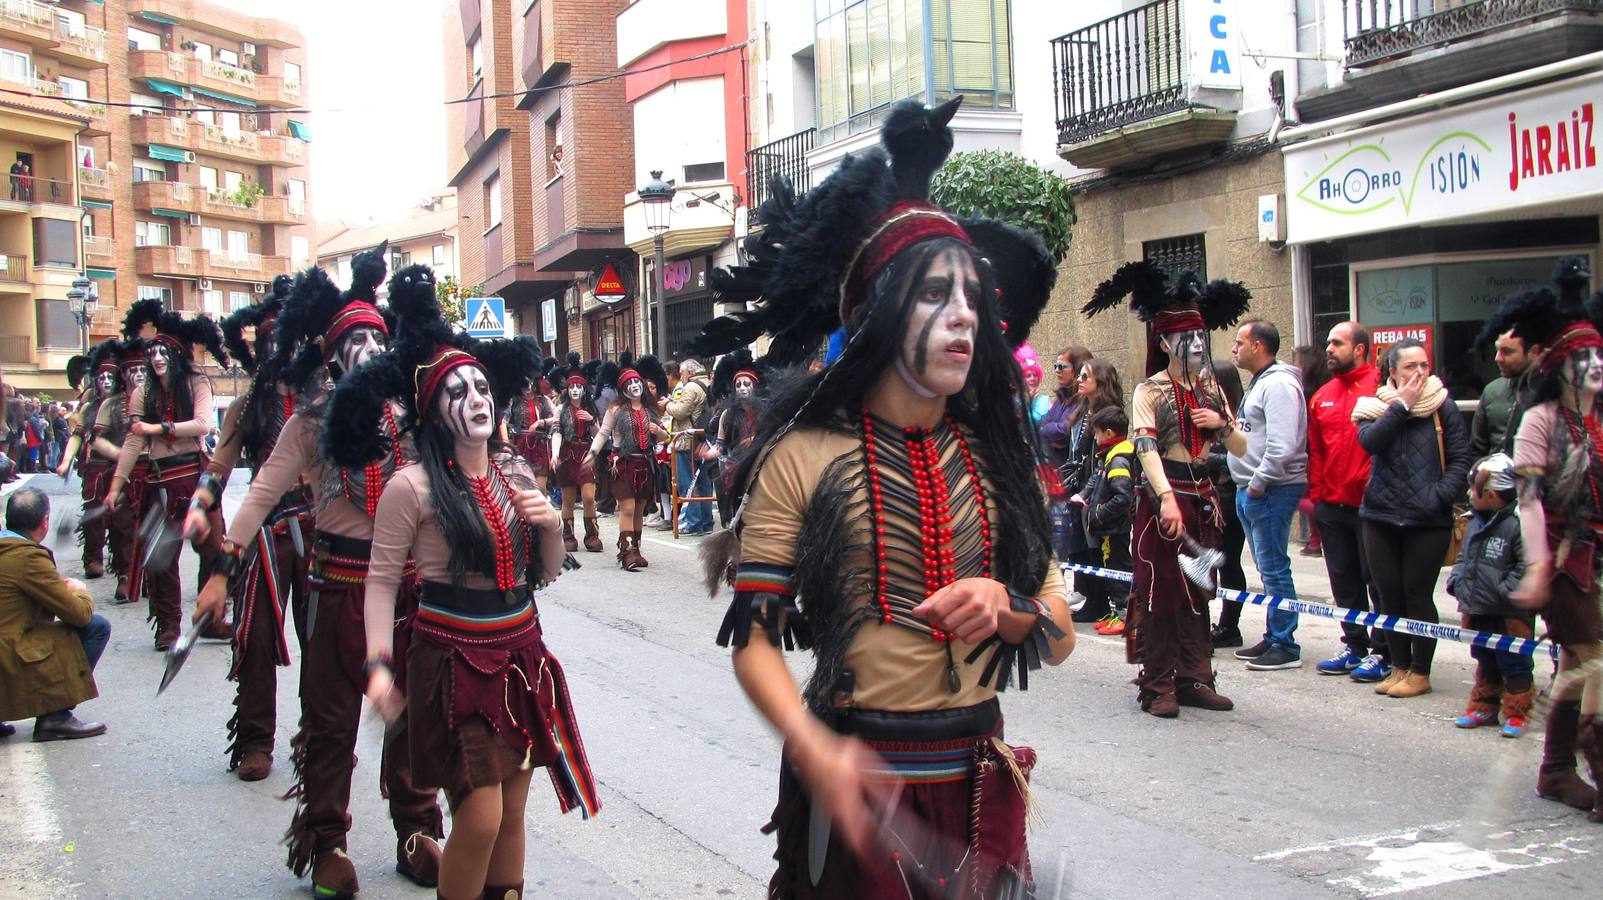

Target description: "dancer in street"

left=694, top=97, right=1074, bottom=898
left=554, top=353, right=602, bottom=553
left=97, top=342, right=149, bottom=603
left=507, top=360, right=557, bottom=493
left=1082, top=260, right=1250, bottom=718
left=57, top=340, right=124, bottom=581
left=586, top=359, right=667, bottom=570
left=702, top=349, right=766, bottom=528
left=104, top=300, right=231, bottom=650
left=329, top=267, right=597, bottom=900
left=194, top=248, right=445, bottom=897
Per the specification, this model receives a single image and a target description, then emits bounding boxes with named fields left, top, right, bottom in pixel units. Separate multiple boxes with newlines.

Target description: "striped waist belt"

left=417, top=582, right=537, bottom=642
left=836, top=699, right=1002, bottom=783
left=148, top=451, right=204, bottom=483
left=310, top=532, right=415, bottom=584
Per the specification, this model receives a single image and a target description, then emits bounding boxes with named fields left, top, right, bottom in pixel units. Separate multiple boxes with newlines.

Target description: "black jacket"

left=1357, top=400, right=1471, bottom=528
left=1082, top=438, right=1136, bottom=540
left=1445, top=506, right=1524, bottom=618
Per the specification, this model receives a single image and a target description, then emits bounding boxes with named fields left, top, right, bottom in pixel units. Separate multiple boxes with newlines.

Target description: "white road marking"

left=643, top=536, right=696, bottom=552
left=2, top=742, right=63, bottom=844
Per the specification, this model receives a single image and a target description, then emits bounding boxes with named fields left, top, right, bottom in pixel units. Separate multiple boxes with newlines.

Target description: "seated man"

left=0, top=487, right=109, bottom=741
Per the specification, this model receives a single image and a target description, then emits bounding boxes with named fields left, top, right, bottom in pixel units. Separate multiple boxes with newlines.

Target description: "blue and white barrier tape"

left=1060, top=561, right=1559, bottom=660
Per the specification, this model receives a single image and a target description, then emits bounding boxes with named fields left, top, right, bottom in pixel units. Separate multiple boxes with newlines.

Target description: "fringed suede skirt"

left=609, top=454, right=655, bottom=501
left=766, top=699, right=1034, bottom=900
left=407, top=582, right=601, bottom=816
left=515, top=430, right=552, bottom=476
left=555, top=444, right=593, bottom=489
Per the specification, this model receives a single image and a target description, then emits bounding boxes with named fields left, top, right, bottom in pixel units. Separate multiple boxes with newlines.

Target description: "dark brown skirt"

left=609, top=454, right=654, bottom=501
left=555, top=444, right=593, bottom=488
left=515, top=431, right=552, bottom=476
left=1545, top=570, right=1603, bottom=646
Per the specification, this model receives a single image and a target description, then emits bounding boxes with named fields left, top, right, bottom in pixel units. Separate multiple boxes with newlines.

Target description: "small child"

left=1075, top=405, right=1135, bottom=635
left=1444, top=453, right=1533, bottom=738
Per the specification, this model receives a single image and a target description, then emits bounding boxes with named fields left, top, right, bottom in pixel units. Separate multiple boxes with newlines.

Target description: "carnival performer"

left=701, top=350, right=766, bottom=528
left=324, top=267, right=597, bottom=900
left=193, top=248, right=445, bottom=898
left=56, top=340, right=124, bottom=580
left=1082, top=261, right=1250, bottom=719
left=182, top=276, right=316, bottom=782
left=693, top=97, right=1074, bottom=898
left=1482, top=257, right=1603, bottom=821
left=586, top=358, right=667, bottom=570
left=507, top=360, right=557, bottom=492
left=104, top=300, right=231, bottom=650
left=554, top=352, right=602, bottom=553
left=97, top=341, right=149, bottom=603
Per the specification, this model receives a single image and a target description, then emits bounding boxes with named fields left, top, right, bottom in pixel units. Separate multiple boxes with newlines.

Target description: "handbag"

left=1433, top=411, right=1468, bottom=568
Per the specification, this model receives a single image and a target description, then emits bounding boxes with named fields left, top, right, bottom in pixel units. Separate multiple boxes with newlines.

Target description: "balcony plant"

left=436, top=276, right=486, bottom=327
left=930, top=150, right=1076, bottom=265
left=225, top=179, right=266, bottom=209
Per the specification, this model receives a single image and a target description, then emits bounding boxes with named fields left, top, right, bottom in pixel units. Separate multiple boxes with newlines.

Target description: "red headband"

left=323, top=301, right=388, bottom=351
left=152, top=333, right=187, bottom=356
left=95, top=361, right=120, bottom=375
left=566, top=373, right=587, bottom=388
left=1153, top=309, right=1206, bottom=336
left=839, top=201, right=970, bottom=323
left=734, top=368, right=759, bottom=384
left=414, top=346, right=479, bottom=413
left=618, top=368, right=642, bottom=386
left=1540, top=321, right=1603, bottom=376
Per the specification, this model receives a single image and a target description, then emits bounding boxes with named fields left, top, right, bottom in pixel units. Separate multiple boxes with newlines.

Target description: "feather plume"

left=961, top=217, right=1055, bottom=348
left=634, top=353, right=670, bottom=398
left=319, top=352, right=408, bottom=469
left=1082, top=260, right=1169, bottom=319
left=66, top=354, right=89, bottom=391
left=1199, top=278, right=1253, bottom=332
left=347, top=240, right=388, bottom=301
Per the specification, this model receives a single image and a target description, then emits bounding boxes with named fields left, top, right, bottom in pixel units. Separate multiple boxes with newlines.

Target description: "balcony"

left=83, top=235, right=112, bottom=266
left=0, top=173, right=76, bottom=209
left=133, top=180, right=300, bottom=225
left=136, top=244, right=290, bottom=281
left=52, top=21, right=107, bottom=67
left=0, top=71, right=101, bottom=126
left=1051, top=0, right=1237, bottom=170
left=127, top=1, right=304, bottom=48
left=79, top=167, right=110, bottom=202
left=0, top=251, right=25, bottom=282
left=1301, top=1, right=1603, bottom=121
left=747, top=129, right=815, bottom=220
left=129, top=115, right=306, bottom=167
left=0, top=0, right=54, bottom=47
left=127, top=50, right=302, bottom=108
left=0, top=335, right=30, bottom=365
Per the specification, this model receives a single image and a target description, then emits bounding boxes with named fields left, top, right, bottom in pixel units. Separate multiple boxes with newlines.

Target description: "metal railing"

left=80, top=167, right=110, bottom=190
left=746, top=128, right=815, bottom=214
left=0, top=252, right=24, bottom=280
left=83, top=236, right=112, bottom=260
left=0, top=0, right=52, bottom=38
left=1051, top=0, right=1189, bottom=145
left=1344, top=1, right=1603, bottom=67
left=55, top=20, right=108, bottom=61
left=0, top=334, right=31, bottom=364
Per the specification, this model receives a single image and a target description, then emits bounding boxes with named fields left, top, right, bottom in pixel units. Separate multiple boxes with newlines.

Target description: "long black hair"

left=731, top=237, right=1054, bottom=593
left=410, top=406, right=502, bottom=586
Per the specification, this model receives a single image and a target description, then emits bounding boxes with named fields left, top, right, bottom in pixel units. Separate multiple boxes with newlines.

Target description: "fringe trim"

left=279, top=716, right=315, bottom=877
left=962, top=594, right=1068, bottom=691
left=224, top=702, right=245, bottom=771
left=717, top=591, right=813, bottom=650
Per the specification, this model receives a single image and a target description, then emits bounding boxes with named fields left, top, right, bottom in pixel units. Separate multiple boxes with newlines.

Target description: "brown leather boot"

left=583, top=517, right=603, bottom=552
left=1387, top=671, right=1432, bottom=698
left=1374, top=667, right=1408, bottom=695
left=1538, top=699, right=1600, bottom=810
left=396, top=832, right=443, bottom=887
left=1177, top=677, right=1234, bottom=711
left=1579, top=715, right=1603, bottom=823
left=113, top=575, right=132, bottom=604
left=236, top=749, right=272, bottom=782
left=628, top=530, right=649, bottom=569
left=85, top=561, right=105, bottom=578
left=483, top=883, right=525, bottom=900
left=562, top=519, right=578, bottom=552
left=617, top=533, right=634, bottom=570
left=311, top=848, right=359, bottom=898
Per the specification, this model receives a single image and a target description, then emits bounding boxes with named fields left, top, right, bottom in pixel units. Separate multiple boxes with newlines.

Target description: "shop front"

left=1283, top=67, right=1602, bottom=403
left=645, top=252, right=716, bottom=362
left=582, top=258, right=637, bottom=360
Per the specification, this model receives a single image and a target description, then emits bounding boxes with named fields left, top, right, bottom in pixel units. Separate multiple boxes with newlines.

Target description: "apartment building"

left=316, top=191, right=458, bottom=303
left=444, top=0, right=634, bottom=360
left=0, top=0, right=311, bottom=394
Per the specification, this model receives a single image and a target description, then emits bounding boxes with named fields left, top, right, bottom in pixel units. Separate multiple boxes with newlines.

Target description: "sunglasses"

left=1053, top=363, right=1071, bottom=371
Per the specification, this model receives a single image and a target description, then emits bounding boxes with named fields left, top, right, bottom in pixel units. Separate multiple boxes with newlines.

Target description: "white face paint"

left=624, top=379, right=644, bottom=400
left=734, top=376, right=755, bottom=399
left=896, top=248, right=978, bottom=398
left=126, top=365, right=147, bottom=390
left=436, top=365, right=495, bottom=443
left=95, top=371, right=118, bottom=396
left=148, top=343, right=171, bottom=378
left=1167, top=329, right=1207, bottom=378
left=567, top=383, right=585, bottom=402
left=337, top=326, right=386, bottom=373
left=1566, top=347, right=1603, bottom=394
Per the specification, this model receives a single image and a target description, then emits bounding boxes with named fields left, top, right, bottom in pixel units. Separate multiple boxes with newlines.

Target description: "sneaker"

left=1210, top=624, right=1244, bottom=648
left=1244, top=646, right=1302, bottom=670
left=1455, top=709, right=1498, bottom=729
left=1233, top=639, right=1271, bottom=660
left=1299, top=544, right=1323, bottom=558
left=1094, top=613, right=1124, bottom=635
left=1316, top=647, right=1363, bottom=676
left=1101, top=616, right=1125, bottom=635
left=1501, top=716, right=1527, bottom=739
left=1349, top=654, right=1391, bottom=683
left=1067, top=591, right=1087, bottom=613
left=642, top=513, right=665, bottom=529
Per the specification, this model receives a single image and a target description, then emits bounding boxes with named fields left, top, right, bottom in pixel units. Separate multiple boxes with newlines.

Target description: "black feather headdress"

left=220, top=275, right=292, bottom=375
left=1083, top=260, right=1251, bottom=376
left=277, top=245, right=390, bottom=390
left=634, top=353, right=670, bottom=398
left=708, top=348, right=756, bottom=407
left=120, top=297, right=228, bottom=368
left=1479, top=256, right=1599, bottom=377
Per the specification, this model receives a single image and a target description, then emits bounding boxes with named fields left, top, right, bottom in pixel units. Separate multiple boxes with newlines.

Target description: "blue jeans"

left=676, top=450, right=712, bottom=531
left=43, top=614, right=110, bottom=720
left=1236, top=483, right=1304, bottom=655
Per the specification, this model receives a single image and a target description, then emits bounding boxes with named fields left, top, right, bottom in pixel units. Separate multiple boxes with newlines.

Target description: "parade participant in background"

left=57, top=340, right=125, bottom=580
left=194, top=250, right=445, bottom=898
left=104, top=299, right=231, bottom=651
left=554, top=352, right=603, bottom=553
left=183, top=276, right=315, bottom=782
left=1083, top=260, right=1250, bottom=719
left=1013, top=342, right=1050, bottom=422
left=329, top=272, right=595, bottom=900
left=508, top=359, right=558, bottom=493
left=586, top=357, right=668, bottom=570
left=702, top=349, right=767, bottom=528
left=666, top=359, right=714, bottom=534
left=1482, top=258, right=1603, bottom=820
left=98, top=342, right=149, bottom=603
left=693, top=97, right=1074, bottom=898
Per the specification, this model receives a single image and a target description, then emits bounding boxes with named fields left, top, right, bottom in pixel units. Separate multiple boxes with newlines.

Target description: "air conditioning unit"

left=182, top=151, right=197, bottom=163
left=198, top=278, right=212, bottom=290
left=251, top=282, right=266, bottom=294
left=241, top=42, right=257, bottom=56
left=187, top=213, right=201, bottom=226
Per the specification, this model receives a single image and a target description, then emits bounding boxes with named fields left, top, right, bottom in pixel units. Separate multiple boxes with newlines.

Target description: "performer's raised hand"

left=913, top=577, right=1005, bottom=645
left=577, top=409, right=594, bottom=424
left=1189, top=407, right=1227, bottom=431
left=182, top=506, right=211, bottom=541
left=194, top=574, right=228, bottom=624
left=1159, top=493, right=1183, bottom=538
left=513, top=488, right=560, bottom=532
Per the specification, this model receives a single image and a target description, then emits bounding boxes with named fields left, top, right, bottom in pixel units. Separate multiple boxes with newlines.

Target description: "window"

left=485, top=173, right=501, bottom=228
left=1143, top=234, right=1207, bottom=283
left=33, top=219, right=77, bottom=268
left=200, top=227, right=222, bottom=252
left=545, top=111, right=563, bottom=181
left=226, top=230, right=249, bottom=260
left=135, top=221, right=171, bottom=247
left=217, top=48, right=239, bottom=68
left=432, top=243, right=447, bottom=267
left=813, top=0, right=1012, bottom=140
left=133, top=159, right=167, bottom=183
left=193, top=108, right=215, bottom=126
left=57, top=77, right=89, bottom=100
left=55, top=8, right=87, bottom=37
left=79, top=146, right=94, bottom=168
left=224, top=171, right=243, bottom=193
left=684, top=162, right=725, bottom=183
left=82, top=215, right=95, bottom=239
left=138, top=285, right=173, bottom=303
left=199, top=166, right=218, bottom=191
left=469, top=36, right=483, bottom=83
left=37, top=300, right=78, bottom=349
left=390, top=250, right=411, bottom=271
left=0, top=49, right=31, bottom=85
left=287, top=179, right=305, bottom=216
left=220, top=111, right=242, bottom=137
left=192, top=41, right=213, bottom=62
left=229, top=291, right=251, bottom=312
left=291, top=235, right=310, bottom=266
left=202, top=289, right=223, bottom=316
left=284, top=62, right=301, bottom=86
left=127, top=28, right=162, bottom=52
left=336, top=256, right=351, bottom=286
left=129, top=92, right=164, bottom=116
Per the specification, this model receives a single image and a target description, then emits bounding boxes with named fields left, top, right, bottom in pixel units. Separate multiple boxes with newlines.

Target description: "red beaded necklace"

left=1170, top=379, right=1207, bottom=458
left=1560, top=406, right=1603, bottom=518
left=631, top=406, right=649, bottom=450
left=467, top=459, right=520, bottom=591
left=282, top=393, right=296, bottom=421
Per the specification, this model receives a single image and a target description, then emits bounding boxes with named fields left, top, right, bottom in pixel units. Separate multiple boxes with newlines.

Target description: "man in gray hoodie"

left=1227, top=319, right=1308, bottom=671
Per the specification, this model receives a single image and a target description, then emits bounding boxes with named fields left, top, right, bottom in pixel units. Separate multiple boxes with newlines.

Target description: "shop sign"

left=662, top=255, right=708, bottom=300
left=1190, top=0, right=1241, bottom=91
left=1283, top=70, right=1601, bottom=243
left=1371, top=324, right=1434, bottom=367
left=592, top=261, right=629, bottom=304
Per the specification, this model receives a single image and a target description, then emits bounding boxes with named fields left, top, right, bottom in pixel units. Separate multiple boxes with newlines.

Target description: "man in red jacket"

left=1307, top=322, right=1392, bottom=682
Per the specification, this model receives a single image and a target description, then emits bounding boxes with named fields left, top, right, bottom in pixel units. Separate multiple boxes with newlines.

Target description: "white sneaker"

left=1068, top=591, right=1087, bottom=612
left=643, top=514, right=665, bottom=528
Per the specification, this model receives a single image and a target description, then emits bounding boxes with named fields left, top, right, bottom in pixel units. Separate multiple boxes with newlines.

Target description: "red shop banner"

left=1371, top=324, right=1434, bottom=367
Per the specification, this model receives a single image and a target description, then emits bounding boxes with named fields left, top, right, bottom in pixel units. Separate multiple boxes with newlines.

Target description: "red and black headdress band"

left=618, top=368, right=642, bottom=387
left=566, top=371, right=587, bottom=388
left=322, top=301, right=388, bottom=351
left=839, top=201, right=971, bottom=324
left=1540, top=321, right=1603, bottom=376
left=151, top=333, right=187, bottom=357
left=734, top=368, right=760, bottom=384
left=414, top=345, right=479, bottom=415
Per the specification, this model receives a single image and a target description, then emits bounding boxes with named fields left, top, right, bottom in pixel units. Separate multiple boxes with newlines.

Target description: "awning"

left=87, top=268, right=116, bottom=280
left=191, top=86, right=256, bottom=108
left=146, top=144, right=187, bottom=163
left=150, top=208, right=188, bottom=219
left=82, top=199, right=112, bottom=210
left=287, top=120, right=311, bottom=141
left=138, top=11, right=180, bottom=25
left=144, top=78, right=187, bottom=98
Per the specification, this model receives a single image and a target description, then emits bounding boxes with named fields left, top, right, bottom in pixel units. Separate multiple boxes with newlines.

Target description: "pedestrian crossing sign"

left=465, top=296, right=508, bottom=337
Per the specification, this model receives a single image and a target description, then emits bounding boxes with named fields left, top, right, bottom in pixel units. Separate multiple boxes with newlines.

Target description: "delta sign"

left=1282, top=69, right=1600, bottom=244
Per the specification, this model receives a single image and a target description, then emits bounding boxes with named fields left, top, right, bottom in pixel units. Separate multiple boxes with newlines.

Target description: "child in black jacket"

left=1445, top=453, right=1533, bottom=738
left=1073, top=406, right=1135, bottom=634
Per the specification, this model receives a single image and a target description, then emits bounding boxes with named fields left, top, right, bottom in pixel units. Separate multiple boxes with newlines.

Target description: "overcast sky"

left=224, top=0, right=450, bottom=224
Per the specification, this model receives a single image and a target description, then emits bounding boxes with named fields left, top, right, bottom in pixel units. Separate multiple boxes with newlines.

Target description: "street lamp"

left=66, top=275, right=99, bottom=353
left=639, top=169, right=676, bottom=357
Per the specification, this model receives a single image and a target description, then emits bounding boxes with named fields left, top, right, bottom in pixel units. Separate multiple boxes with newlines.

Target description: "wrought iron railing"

left=746, top=128, right=815, bottom=215
left=1344, top=0, right=1603, bottom=68
left=1051, top=0, right=1189, bottom=145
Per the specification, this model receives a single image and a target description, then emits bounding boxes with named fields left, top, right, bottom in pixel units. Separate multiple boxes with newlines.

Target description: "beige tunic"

left=113, top=374, right=214, bottom=477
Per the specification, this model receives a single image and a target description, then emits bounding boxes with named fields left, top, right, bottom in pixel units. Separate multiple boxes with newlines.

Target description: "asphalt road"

left=1, top=471, right=1600, bottom=899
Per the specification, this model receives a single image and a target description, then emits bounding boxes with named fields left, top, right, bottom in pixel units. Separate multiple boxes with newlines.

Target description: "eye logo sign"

left=1296, top=132, right=1493, bottom=216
